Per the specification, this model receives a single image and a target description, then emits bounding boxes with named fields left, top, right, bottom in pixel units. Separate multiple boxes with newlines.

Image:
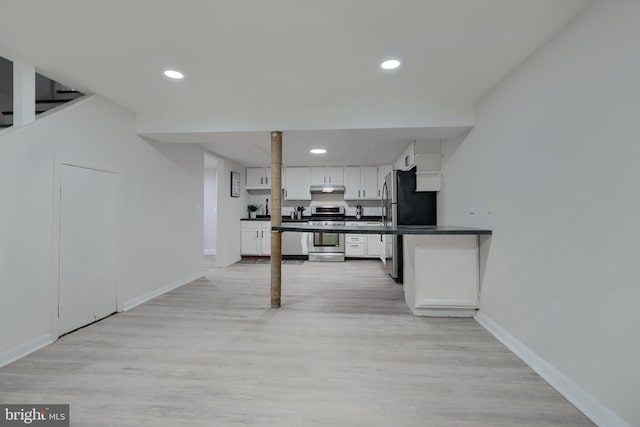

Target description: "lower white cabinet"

left=345, top=234, right=365, bottom=256
left=402, top=234, right=479, bottom=317
left=366, top=233, right=384, bottom=257
left=240, top=221, right=271, bottom=255
left=345, top=222, right=383, bottom=258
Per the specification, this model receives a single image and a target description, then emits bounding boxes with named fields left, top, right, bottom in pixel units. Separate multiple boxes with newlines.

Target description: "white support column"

left=13, top=60, right=36, bottom=126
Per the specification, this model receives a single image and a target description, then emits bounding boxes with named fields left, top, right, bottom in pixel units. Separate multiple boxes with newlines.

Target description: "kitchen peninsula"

left=273, top=223, right=492, bottom=317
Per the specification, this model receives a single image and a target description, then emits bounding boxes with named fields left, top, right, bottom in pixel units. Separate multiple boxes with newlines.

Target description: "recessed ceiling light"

left=164, top=69, right=184, bottom=80
left=381, top=59, right=401, bottom=70
left=310, top=148, right=327, bottom=154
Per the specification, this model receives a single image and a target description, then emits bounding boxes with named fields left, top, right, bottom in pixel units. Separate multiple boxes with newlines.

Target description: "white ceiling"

left=0, top=0, right=591, bottom=166
left=147, top=127, right=471, bottom=167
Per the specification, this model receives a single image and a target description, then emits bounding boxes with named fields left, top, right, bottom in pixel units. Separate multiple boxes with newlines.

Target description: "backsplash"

left=246, top=191, right=382, bottom=217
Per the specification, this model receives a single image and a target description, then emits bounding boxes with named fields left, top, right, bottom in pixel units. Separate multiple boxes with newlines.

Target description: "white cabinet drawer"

left=241, top=220, right=258, bottom=229
left=345, top=243, right=365, bottom=256
left=241, top=220, right=269, bottom=229
left=346, top=235, right=365, bottom=244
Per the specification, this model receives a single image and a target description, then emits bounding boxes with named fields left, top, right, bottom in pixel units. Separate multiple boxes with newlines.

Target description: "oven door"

left=310, top=231, right=344, bottom=253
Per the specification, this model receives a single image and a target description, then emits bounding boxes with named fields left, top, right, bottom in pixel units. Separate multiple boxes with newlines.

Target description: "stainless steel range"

left=308, top=206, right=345, bottom=262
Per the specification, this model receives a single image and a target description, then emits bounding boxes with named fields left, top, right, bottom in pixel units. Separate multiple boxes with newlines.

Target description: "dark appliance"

left=308, top=206, right=346, bottom=262
left=381, top=167, right=437, bottom=282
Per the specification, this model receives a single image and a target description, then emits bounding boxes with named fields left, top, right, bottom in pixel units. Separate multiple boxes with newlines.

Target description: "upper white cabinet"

left=344, top=167, right=361, bottom=200
left=377, top=165, right=392, bottom=199
left=246, top=167, right=285, bottom=190
left=344, top=166, right=378, bottom=200
left=284, top=167, right=311, bottom=200
left=393, top=139, right=442, bottom=191
left=361, top=166, right=378, bottom=200
left=395, top=141, right=416, bottom=171
left=246, top=167, right=270, bottom=189
left=414, top=140, right=442, bottom=191
left=310, top=166, right=343, bottom=185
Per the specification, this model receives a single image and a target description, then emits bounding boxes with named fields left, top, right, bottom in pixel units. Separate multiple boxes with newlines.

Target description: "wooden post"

left=270, top=131, right=283, bottom=308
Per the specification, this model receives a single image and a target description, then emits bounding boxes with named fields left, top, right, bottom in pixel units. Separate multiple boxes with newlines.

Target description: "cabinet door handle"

left=378, top=189, right=381, bottom=197
left=329, top=176, right=331, bottom=183
left=285, top=190, right=288, bottom=198
left=358, top=190, right=361, bottom=197
left=405, top=155, right=409, bottom=166
left=256, top=231, right=259, bottom=238
left=265, top=177, right=268, bottom=185
left=324, top=176, right=326, bottom=183
left=261, top=230, right=264, bottom=238
left=363, top=190, right=365, bottom=198
left=260, top=177, right=263, bottom=184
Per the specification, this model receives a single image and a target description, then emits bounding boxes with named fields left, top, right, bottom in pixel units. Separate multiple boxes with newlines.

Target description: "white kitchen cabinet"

left=240, top=221, right=271, bottom=255
left=395, top=141, right=415, bottom=171
left=345, top=234, right=365, bottom=256
left=246, top=167, right=266, bottom=188
left=284, top=167, right=311, bottom=200
left=344, top=167, right=360, bottom=199
left=414, top=140, right=442, bottom=191
left=327, top=166, right=344, bottom=185
left=345, top=222, right=382, bottom=258
left=403, top=234, right=479, bottom=317
left=260, top=227, right=271, bottom=255
left=241, top=228, right=260, bottom=255
left=246, top=167, right=282, bottom=190
left=310, top=167, right=325, bottom=186
left=366, top=232, right=384, bottom=257
left=344, top=166, right=378, bottom=200
left=361, top=166, right=377, bottom=200
left=310, top=166, right=343, bottom=185
left=345, top=241, right=365, bottom=256
left=377, top=165, right=392, bottom=199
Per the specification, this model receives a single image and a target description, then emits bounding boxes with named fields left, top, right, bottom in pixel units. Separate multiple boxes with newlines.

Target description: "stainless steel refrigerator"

left=382, top=167, right=437, bottom=283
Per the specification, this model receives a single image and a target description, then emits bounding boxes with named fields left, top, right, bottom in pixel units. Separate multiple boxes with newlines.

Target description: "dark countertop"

left=271, top=224, right=492, bottom=235
left=242, top=217, right=309, bottom=223
left=241, top=216, right=383, bottom=223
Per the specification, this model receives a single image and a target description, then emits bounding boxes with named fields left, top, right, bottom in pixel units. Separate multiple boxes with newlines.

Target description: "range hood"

left=309, top=184, right=346, bottom=194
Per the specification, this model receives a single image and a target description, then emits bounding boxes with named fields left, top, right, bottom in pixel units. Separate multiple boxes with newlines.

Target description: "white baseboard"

left=122, top=272, right=203, bottom=312
left=0, top=334, right=55, bottom=369
left=474, top=312, right=630, bottom=427
left=203, top=249, right=216, bottom=256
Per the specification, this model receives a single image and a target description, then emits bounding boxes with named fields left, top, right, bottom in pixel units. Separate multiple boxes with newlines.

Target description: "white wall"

left=204, top=167, right=218, bottom=255
left=215, top=158, right=247, bottom=267
left=0, top=94, right=204, bottom=365
left=439, top=1, right=639, bottom=425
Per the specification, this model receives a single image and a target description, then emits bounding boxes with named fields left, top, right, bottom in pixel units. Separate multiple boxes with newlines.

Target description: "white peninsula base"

left=403, top=234, right=480, bottom=317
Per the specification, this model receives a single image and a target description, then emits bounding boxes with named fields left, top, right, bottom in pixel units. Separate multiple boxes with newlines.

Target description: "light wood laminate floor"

left=0, top=260, right=593, bottom=426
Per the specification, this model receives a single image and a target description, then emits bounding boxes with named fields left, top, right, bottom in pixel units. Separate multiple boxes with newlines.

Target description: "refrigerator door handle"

left=381, top=181, right=389, bottom=226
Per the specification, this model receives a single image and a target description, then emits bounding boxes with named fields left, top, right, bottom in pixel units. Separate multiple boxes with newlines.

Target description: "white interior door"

left=59, top=165, right=117, bottom=335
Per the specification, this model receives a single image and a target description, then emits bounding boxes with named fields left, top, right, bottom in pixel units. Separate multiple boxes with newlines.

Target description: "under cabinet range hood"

left=309, top=184, right=345, bottom=194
